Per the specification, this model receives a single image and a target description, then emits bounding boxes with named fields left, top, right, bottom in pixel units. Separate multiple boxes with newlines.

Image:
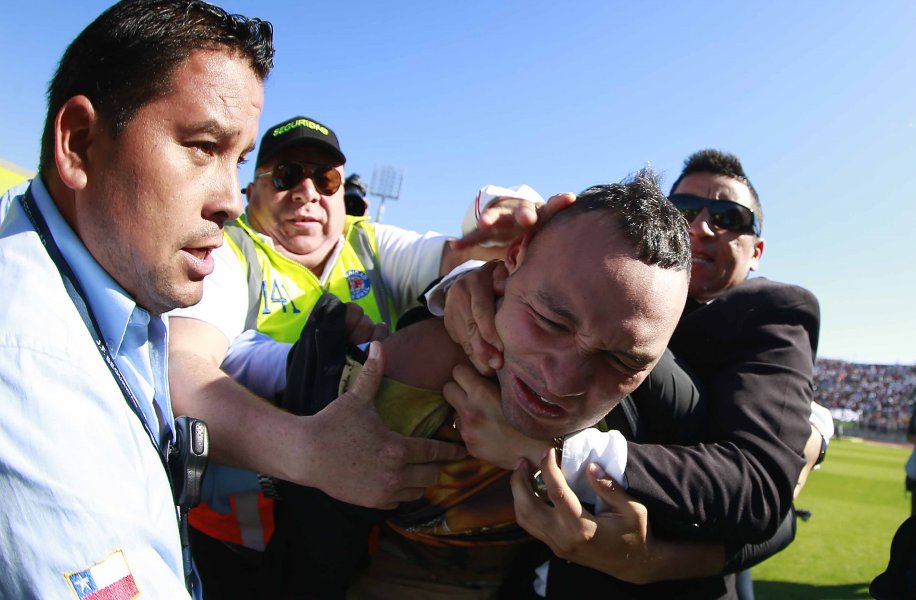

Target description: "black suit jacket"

left=625, top=276, right=819, bottom=544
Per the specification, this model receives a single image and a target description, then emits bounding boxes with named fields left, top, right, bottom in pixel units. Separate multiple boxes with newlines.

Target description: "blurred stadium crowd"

left=815, top=359, right=916, bottom=435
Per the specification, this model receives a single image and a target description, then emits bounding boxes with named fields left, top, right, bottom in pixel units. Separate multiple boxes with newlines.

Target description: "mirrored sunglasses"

left=256, top=161, right=342, bottom=195
left=668, top=193, right=761, bottom=236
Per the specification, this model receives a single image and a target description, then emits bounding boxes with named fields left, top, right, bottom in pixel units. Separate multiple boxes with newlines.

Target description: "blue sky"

left=2, top=1, right=915, bottom=364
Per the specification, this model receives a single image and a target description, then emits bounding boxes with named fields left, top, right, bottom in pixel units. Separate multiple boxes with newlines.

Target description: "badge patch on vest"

left=64, top=550, right=140, bottom=599
left=347, top=269, right=371, bottom=300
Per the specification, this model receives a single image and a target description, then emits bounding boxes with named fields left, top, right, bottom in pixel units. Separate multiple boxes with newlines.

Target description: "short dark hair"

left=548, top=168, right=691, bottom=273
left=669, top=149, right=763, bottom=231
left=39, top=0, right=274, bottom=173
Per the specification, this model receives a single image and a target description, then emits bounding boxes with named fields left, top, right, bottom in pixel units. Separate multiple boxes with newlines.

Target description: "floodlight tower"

left=369, top=163, right=405, bottom=223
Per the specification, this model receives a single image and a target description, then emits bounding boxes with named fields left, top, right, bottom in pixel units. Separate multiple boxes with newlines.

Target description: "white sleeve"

left=167, top=242, right=249, bottom=344
left=373, top=223, right=450, bottom=316
left=560, top=429, right=628, bottom=512
left=423, top=260, right=487, bottom=316
left=809, top=400, right=834, bottom=442
left=218, top=224, right=448, bottom=396
left=222, top=330, right=292, bottom=398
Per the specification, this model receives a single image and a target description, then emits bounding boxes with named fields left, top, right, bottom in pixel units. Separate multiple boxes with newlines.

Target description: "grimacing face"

left=75, top=49, right=262, bottom=314
left=493, top=213, right=688, bottom=440
left=674, top=172, right=764, bottom=302
left=245, top=145, right=346, bottom=275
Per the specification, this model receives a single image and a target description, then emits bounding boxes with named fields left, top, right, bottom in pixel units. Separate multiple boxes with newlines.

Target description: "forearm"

left=625, top=439, right=799, bottom=543
left=795, top=425, right=824, bottom=499
left=439, top=240, right=474, bottom=277
left=560, top=411, right=804, bottom=544
left=559, top=399, right=804, bottom=543
left=381, top=317, right=467, bottom=391
left=633, top=539, right=726, bottom=584
left=168, top=349, right=318, bottom=483
left=626, top=320, right=815, bottom=540
left=438, top=235, right=515, bottom=276
left=572, top=533, right=726, bottom=585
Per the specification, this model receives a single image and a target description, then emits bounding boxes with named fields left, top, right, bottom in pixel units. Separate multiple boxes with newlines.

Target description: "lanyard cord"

left=20, top=187, right=196, bottom=594
left=21, top=188, right=170, bottom=466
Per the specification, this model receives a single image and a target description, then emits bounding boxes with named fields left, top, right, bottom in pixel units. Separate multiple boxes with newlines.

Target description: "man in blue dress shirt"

left=0, top=1, right=274, bottom=597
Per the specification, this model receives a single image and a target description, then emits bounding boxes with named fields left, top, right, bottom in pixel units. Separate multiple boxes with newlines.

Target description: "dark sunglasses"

left=256, top=161, right=342, bottom=195
left=668, top=193, right=761, bottom=236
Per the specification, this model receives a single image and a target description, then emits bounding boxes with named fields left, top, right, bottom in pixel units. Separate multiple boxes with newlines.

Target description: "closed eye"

left=605, top=352, right=648, bottom=376
left=533, top=309, right=570, bottom=333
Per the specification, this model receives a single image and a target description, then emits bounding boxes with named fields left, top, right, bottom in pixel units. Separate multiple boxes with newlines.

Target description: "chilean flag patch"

left=65, top=550, right=139, bottom=600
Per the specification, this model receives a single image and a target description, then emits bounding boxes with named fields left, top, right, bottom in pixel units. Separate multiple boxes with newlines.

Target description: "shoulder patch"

left=346, top=269, right=371, bottom=300
left=65, top=550, right=139, bottom=600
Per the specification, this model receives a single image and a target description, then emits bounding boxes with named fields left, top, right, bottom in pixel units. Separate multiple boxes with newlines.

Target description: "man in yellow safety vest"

left=168, top=114, right=527, bottom=596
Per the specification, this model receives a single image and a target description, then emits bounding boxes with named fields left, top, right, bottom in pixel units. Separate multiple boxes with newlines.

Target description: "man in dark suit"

left=615, top=150, right=819, bottom=542
left=444, top=150, right=820, bottom=598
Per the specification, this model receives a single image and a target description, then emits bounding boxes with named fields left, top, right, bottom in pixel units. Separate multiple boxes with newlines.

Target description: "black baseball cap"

left=255, top=116, right=346, bottom=167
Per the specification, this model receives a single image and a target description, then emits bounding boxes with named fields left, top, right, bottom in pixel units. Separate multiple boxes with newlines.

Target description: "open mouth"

left=512, top=373, right=566, bottom=419
left=183, top=247, right=211, bottom=261
left=181, top=242, right=219, bottom=279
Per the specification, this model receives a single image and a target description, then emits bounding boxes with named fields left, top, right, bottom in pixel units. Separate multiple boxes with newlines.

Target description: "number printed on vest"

left=260, top=279, right=301, bottom=315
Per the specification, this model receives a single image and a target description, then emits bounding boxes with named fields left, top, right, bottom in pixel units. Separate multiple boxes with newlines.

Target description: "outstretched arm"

left=168, top=317, right=465, bottom=509
left=379, top=316, right=470, bottom=392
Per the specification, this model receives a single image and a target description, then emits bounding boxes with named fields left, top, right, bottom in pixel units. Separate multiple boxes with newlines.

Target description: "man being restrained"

left=262, top=171, right=722, bottom=598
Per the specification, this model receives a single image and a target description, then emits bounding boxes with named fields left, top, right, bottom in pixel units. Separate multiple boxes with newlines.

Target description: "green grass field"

left=752, top=438, right=911, bottom=599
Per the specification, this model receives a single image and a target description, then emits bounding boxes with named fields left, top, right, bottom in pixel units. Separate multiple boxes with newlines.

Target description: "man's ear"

left=54, top=95, right=97, bottom=191
left=748, top=237, right=765, bottom=272
left=504, top=229, right=535, bottom=273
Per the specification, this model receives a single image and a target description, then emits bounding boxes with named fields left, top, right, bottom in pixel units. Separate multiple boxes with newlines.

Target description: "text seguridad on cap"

left=255, top=116, right=346, bottom=167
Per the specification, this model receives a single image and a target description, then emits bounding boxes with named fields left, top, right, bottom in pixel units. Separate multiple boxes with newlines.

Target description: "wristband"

left=814, top=434, right=828, bottom=467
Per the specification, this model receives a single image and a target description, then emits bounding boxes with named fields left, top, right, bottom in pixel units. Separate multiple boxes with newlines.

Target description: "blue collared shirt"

left=0, top=179, right=190, bottom=598
left=33, top=178, right=175, bottom=447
